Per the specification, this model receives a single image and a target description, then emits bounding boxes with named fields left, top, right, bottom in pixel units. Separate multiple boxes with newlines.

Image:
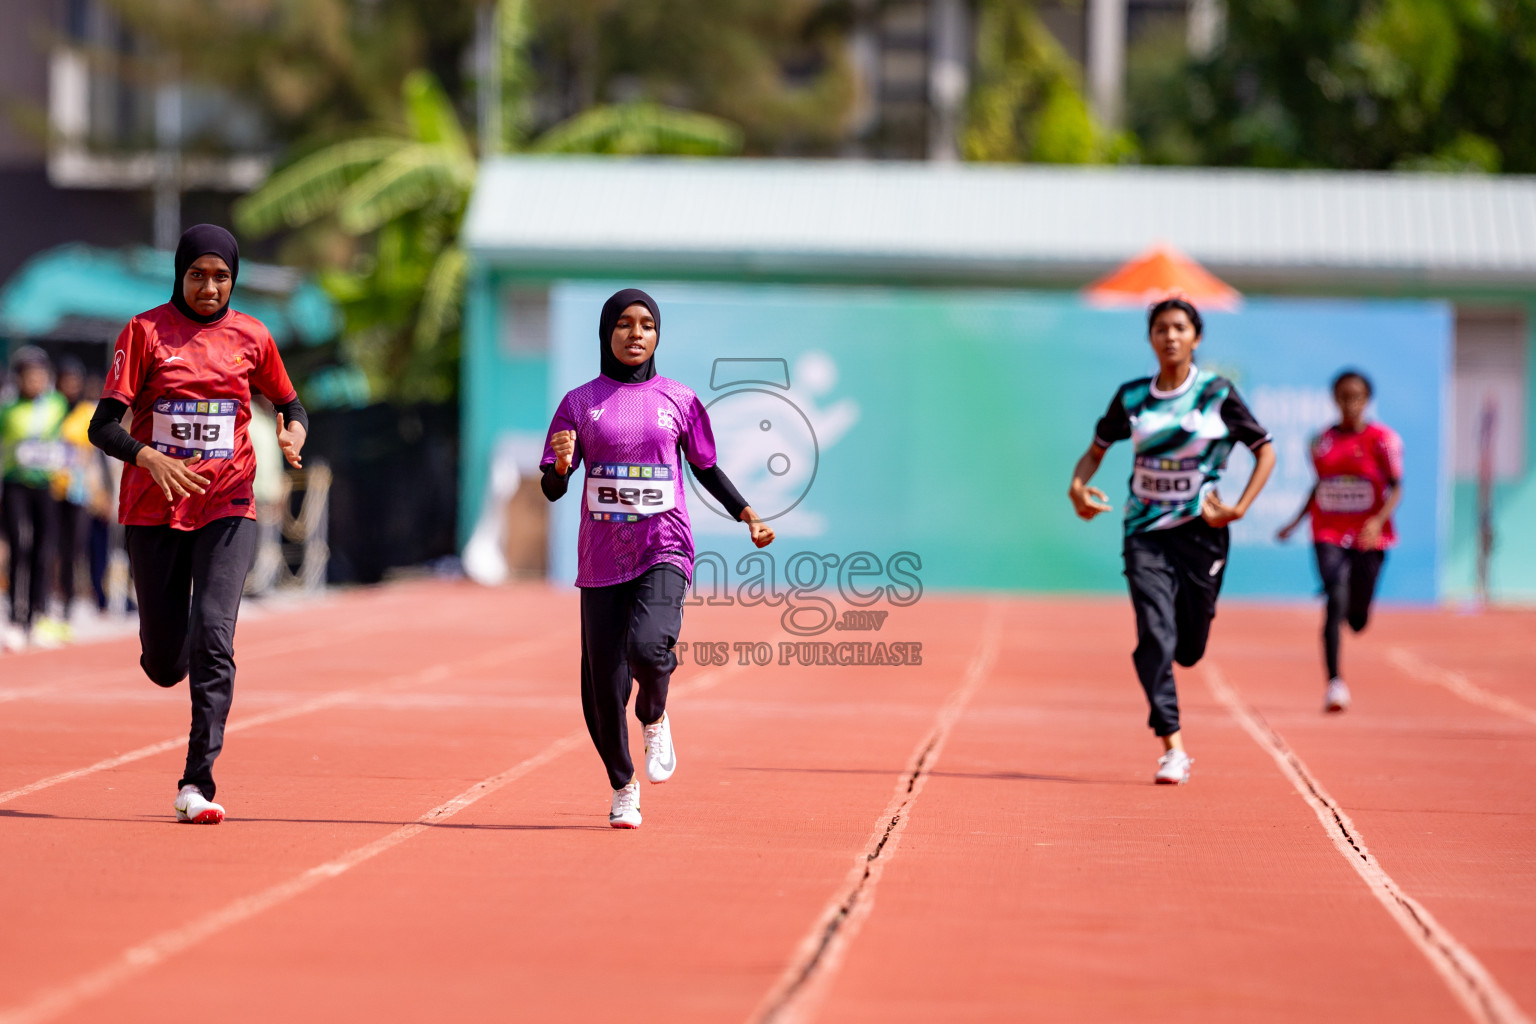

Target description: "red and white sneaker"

left=1324, top=678, right=1351, bottom=713
left=174, top=784, right=225, bottom=824
left=609, top=779, right=641, bottom=828
left=1154, top=749, right=1192, bottom=785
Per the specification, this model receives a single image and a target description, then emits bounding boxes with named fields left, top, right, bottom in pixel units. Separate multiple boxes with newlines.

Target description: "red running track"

left=0, top=581, right=1531, bottom=1023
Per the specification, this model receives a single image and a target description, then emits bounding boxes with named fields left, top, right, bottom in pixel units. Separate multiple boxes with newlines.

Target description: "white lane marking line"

left=1203, top=661, right=1531, bottom=1024
left=0, top=732, right=587, bottom=1024
left=748, top=605, right=1003, bottom=1024
left=0, top=640, right=543, bottom=807
left=1386, top=647, right=1536, bottom=728
left=0, top=664, right=733, bottom=1024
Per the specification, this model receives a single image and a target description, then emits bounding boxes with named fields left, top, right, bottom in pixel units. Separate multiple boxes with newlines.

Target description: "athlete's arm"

left=1359, top=479, right=1402, bottom=549
left=687, top=462, right=747, bottom=521
left=272, top=397, right=308, bottom=469
left=86, top=398, right=144, bottom=465
left=540, top=463, right=571, bottom=501
left=1276, top=485, right=1317, bottom=542
left=1202, top=441, right=1276, bottom=528
left=1068, top=444, right=1114, bottom=521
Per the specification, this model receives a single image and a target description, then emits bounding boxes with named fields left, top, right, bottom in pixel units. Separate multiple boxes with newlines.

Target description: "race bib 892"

left=585, top=463, right=677, bottom=522
left=152, top=398, right=239, bottom=459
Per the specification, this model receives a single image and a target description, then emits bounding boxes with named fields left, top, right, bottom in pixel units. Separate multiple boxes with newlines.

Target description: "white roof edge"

left=463, top=156, right=1536, bottom=287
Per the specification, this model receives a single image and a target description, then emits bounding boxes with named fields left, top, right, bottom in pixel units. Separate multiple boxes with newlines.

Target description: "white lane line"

left=1386, top=647, right=1536, bottom=728
left=0, top=640, right=544, bottom=807
left=0, top=663, right=733, bottom=1024
left=748, top=605, right=1003, bottom=1024
left=1203, top=661, right=1531, bottom=1024
left=0, top=623, right=390, bottom=704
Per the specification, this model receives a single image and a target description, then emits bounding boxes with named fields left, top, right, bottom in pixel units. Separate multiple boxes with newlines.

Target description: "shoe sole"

left=1325, top=704, right=1348, bottom=713
left=1153, top=776, right=1188, bottom=785
left=609, top=819, right=640, bottom=829
left=176, top=808, right=224, bottom=824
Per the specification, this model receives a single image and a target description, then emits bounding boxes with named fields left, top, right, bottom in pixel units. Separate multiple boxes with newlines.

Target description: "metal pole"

left=927, top=0, right=969, bottom=162
left=153, top=76, right=182, bottom=250
left=1087, top=0, right=1127, bottom=128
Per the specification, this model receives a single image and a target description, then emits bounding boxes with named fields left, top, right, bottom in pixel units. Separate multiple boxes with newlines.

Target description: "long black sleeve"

left=272, top=395, right=309, bottom=433
left=541, top=463, right=571, bottom=501
left=689, top=462, right=749, bottom=522
left=87, top=398, right=144, bottom=466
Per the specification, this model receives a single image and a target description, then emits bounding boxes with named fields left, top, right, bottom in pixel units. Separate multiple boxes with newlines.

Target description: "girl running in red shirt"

left=1277, top=370, right=1403, bottom=713
left=88, top=225, right=308, bottom=824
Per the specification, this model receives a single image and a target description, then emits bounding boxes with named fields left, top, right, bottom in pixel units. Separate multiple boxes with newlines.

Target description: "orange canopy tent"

left=1082, top=244, right=1241, bottom=311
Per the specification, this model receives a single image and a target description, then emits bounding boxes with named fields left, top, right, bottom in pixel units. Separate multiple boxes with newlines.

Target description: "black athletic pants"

left=2, top=481, right=58, bottom=628
left=1314, top=543, right=1386, bottom=682
left=1123, top=519, right=1229, bottom=737
left=126, top=517, right=257, bottom=800
left=56, top=500, right=85, bottom=610
left=580, top=564, right=687, bottom=790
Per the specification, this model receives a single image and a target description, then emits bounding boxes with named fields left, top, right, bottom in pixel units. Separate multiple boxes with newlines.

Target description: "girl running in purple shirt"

left=541, top=289, right=774, bottom=828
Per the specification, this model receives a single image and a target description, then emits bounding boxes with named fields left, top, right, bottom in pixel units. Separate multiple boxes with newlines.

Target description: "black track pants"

left=126, top=517, right=257, bottom=800
left=579, top=564, right=687, bottom=790
left=1314, top=542, right=1385, bottom=681
left=1123, top=519, right=1229, bottom=737
left=2, top=481, right=58, bottom=628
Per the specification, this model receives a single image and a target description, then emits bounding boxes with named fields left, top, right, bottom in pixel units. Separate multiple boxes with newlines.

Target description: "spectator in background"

left=55, top=357, right=100, bottom=633
left=82, top=372, right=116, bottom=612
left=1, top=347, right=70, bottom=650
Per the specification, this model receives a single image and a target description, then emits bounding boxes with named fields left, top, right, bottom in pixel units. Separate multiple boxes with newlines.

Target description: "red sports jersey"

left=1309, top=422, right=1403, bottom=550
left=103, top=303, right=297, bottom=531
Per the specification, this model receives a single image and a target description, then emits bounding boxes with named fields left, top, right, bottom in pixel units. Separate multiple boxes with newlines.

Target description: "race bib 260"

left=152, top=398, right=238, bottom=459
left=1132, top=456, right=1206, bottom=505
left=585, top=463, right=676, bottom=522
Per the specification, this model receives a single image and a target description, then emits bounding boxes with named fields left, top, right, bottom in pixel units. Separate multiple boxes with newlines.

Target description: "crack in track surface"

left=751, top=609, right=1001, bottom=1024
left=1204, top=661, right=1531, bottom=1024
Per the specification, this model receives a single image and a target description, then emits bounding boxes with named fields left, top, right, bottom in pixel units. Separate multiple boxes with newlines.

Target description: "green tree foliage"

left=233, top=3, right=743, bottom=403
left=1130, top=0, right=1536, bottom=172
left=963, top=0, right=1130, bottom=163
left=528, top=0, right=855, bottom=154
left=101, top=0, right=477, bottom=144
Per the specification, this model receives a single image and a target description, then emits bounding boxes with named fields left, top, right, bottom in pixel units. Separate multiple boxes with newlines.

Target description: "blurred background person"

left=1, top=346, right=69, bottom=650
left=53, top=356, right=101, bottom=637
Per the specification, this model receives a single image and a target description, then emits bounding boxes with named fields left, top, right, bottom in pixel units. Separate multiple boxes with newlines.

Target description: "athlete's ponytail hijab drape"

left=171, top=224, right=240, bottom=325
left=598, top=288, right=660, bottom=384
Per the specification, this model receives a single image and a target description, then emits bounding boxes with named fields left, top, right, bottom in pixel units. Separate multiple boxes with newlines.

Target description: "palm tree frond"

left=403, top=69, right=472, bottom=159
left=336, top=144, right=476, bottom=236
left=414, top=245, right=468, bottom=350
left=531, top=102, right=744, bottom=156
left=234, top=137, right=409, bottom=237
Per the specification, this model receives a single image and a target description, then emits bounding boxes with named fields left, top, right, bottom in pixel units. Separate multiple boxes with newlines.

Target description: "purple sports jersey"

left=542, top=375, right=719, bottom=587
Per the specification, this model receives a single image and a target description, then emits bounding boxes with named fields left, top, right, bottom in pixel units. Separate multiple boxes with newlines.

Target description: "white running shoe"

left=174, top=784, right=225, bottom=824
left=609, top=779, right=641, bottom=828
left=643, top=712, right=676, bottom=784
left=1154, top=749, right=1193, bottom=785
left=1325, top=678, right=1352, bottom=713
left=1, top=623, right=28, bottom=653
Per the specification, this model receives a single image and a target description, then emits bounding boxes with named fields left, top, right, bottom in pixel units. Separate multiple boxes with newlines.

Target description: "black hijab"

left=171, top=224, right=240, bottom=325
left=598, top=288, right=660, bottom=383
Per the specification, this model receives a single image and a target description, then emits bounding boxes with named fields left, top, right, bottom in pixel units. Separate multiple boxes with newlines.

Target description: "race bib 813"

left=585, top=463, right=676, bottom=522
left=152, top=398, right=239, bottom=459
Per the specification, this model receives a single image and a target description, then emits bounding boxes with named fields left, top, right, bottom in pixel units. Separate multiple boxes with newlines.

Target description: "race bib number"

left=585, top=463, right=676, bottom=522
left=152, top=398, right=239, bottom=459
left=13, top=439, right=66, bottom=472
left=1316, top=476, right=1376, bottom=514
left=1132, top=456, right=1205, bottom=505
